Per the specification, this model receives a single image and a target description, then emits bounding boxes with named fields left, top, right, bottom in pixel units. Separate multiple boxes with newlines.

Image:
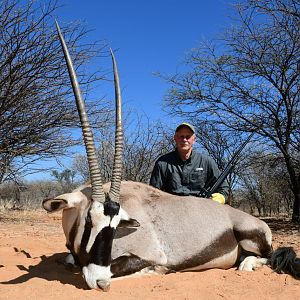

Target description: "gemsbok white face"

left=43, top=22, right=300, bottom=291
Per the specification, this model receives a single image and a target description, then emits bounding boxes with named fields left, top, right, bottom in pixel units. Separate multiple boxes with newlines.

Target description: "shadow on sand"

left=0, top=252, right=89, bottom=290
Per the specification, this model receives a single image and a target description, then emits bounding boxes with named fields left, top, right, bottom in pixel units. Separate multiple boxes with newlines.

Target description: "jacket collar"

left=175, top=148, right=194, bottom=163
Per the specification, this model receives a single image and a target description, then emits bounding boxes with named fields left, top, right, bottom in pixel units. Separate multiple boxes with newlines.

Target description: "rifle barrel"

left=204, top=132, right=255, bottom=198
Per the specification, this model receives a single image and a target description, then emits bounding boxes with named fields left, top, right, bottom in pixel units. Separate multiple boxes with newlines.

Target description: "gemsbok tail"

left=270, top=247, right=300, bottom=279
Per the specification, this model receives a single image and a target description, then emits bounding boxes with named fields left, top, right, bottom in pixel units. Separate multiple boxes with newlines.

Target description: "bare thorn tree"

left=161, top=0, right=300, bottom=222
left=0, top=0, right=110, bottom=183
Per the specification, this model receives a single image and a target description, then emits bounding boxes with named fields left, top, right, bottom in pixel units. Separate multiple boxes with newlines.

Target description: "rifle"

left=202, top=132, right=255, bottom=198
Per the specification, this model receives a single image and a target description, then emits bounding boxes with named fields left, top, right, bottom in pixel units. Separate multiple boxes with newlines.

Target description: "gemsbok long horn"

left=108, top=49, right=123, bottom=202
left=55, top=21, right=105, bottom=203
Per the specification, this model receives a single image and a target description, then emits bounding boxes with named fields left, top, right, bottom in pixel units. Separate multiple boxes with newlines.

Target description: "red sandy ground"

left=0, top=210, right=299, bottom=300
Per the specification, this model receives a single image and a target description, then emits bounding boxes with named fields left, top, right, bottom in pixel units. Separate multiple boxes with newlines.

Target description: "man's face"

left=174, top=127, right=196, bottom=153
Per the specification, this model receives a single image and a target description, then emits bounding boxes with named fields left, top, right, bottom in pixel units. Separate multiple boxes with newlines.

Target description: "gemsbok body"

left=43, top=22, right=300, bottom=291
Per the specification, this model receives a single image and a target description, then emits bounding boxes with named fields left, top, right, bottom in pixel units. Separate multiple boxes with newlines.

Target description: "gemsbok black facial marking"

left=78, top=199, right=120, bottom=267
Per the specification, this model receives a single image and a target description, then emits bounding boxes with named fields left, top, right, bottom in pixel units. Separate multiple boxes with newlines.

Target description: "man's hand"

left=211, top=193, right=225, bottom=204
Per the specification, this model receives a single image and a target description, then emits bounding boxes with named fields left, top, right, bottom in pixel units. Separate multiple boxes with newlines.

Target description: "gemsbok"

left=42, top=22, right=300, bottom=291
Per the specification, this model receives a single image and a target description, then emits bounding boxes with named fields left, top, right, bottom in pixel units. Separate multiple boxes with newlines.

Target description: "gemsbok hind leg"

left=238, top=256, right=269, bottom=271
left=232, top=216, right=273, bottom=271
left=232, top=213, right=300, bottom=278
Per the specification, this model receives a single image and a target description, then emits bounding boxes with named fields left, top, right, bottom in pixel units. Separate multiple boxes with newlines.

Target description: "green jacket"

left=150, top=150, right=228, bottom=200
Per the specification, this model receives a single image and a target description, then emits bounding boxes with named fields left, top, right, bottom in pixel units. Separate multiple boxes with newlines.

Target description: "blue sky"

left=57, top=0, right=231, bottom=120
left=27, top=0, right=235, bottom=180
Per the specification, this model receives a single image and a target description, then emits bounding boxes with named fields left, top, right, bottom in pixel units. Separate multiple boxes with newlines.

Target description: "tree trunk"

left=282, top=153, right=299, bottom=223
left=292, top=191, right=300, bottom=223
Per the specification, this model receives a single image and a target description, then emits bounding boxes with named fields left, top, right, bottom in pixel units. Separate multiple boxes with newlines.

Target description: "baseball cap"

left=175, top=122, right=195, bottom=133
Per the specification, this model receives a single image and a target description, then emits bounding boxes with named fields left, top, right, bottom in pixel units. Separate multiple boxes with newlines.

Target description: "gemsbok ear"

left=42, top=198, right=68, bottom=212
